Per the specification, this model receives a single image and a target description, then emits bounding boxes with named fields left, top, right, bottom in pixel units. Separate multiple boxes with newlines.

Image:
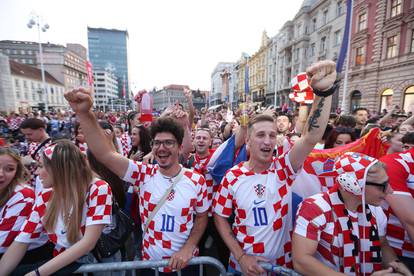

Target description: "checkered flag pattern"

left=290, top=73, right=314, bottom=104
left=43, top=143, right=57, bottom=160
left=16, top=179, right=112, bottom=256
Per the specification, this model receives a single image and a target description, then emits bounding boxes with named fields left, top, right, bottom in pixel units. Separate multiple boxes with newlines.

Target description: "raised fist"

left=306, top=60, right=337, bottom=92
left=64, top=88, right=94, bottom=114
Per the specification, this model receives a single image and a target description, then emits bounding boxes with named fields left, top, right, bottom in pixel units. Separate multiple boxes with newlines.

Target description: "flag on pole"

left=336, top=0, right=353, bottom=73
left=86, top=61, right=94, bottom=87
left=122, top=75, right=126, bottom=99
left=244, top=64, right=249, bottom=96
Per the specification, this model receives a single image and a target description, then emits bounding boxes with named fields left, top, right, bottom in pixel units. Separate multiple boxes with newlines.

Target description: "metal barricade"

left=260, top=262, right=302, bottom=276
left=75, top=256, right=229, bottom=276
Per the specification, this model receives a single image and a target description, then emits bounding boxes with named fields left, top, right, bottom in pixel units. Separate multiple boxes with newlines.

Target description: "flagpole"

left=341, top=0, right=354, bottom=114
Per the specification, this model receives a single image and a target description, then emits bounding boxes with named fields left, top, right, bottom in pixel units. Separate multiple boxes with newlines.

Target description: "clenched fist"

left=306, top=60, right=337, bottom=92
left=64, top=88, right=94, bottom=114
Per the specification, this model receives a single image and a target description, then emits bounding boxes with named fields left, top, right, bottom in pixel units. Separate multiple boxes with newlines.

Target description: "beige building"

left=273, top=0, right=346, bottom=108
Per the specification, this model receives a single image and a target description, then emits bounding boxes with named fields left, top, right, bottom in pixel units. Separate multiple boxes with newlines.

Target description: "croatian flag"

left=336, top=0, right=353, bottom=73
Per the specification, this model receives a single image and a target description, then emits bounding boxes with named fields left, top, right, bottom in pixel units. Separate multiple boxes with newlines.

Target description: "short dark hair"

left=150, top=117, right=184, bottom=145
left=334, top=115, right=357, bottom=128
left=402, top=132, right=414, bottom=144
left=20, top=118, right=46, bottom=130
left=248, top=114, right=274, bottom=130
left=352, top=107, right=369, bottom=115
left=275, top=113, right=292, bottom=123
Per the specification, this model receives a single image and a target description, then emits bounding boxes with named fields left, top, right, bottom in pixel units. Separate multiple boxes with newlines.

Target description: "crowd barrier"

left=74, top=256, right=301, bottom=276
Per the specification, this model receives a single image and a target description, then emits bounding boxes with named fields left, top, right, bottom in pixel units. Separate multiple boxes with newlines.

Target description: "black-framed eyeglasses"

left=151, top=139, right=177, bottom=149
left=366, top=180, right=389, bottom=192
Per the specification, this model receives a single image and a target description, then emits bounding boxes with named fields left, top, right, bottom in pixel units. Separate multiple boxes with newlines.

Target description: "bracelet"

left=237, top=252, right=246, bottom=263
left=35, top=268, right=41, bottom=276
left=313, top=79, right=340, bottom=98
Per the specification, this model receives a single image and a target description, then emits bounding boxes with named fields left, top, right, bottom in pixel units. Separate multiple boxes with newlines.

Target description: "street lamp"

left=27, top=14, right=49, bottom=112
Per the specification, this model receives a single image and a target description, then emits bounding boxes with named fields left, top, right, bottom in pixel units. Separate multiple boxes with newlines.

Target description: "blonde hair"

left=0, top=148, right=26, bottom=206
left=43, top=140, right=92, bottom=244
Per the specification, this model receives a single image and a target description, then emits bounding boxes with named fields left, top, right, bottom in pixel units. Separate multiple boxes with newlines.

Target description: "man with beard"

left=353, top=107, right=369, bottom=138
left=213, top=60, right=338, bottom=276
left=275, top=114, right=292, bottom=135
left=65, top=89, right=208, bottom=276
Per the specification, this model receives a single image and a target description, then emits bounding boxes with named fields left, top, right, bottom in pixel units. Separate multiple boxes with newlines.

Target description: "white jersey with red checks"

left=15, top=179, right=112, bottom=256
left=380, top=149, right=414, bottom=258
left=122, top=160, right=209, bottom=272
left=213, top=151, right=297, bottom=271
left=0, top=184, right=44, bottom=253
left=118, top=133, right=131, bottom=157
left=189, top=150, right=216, bottom=210
left=294, top=191, right=387, bottom=275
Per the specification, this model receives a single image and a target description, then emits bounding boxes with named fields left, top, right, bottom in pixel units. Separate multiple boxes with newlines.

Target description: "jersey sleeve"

left=195, top=174, right=209, bottom=214
left=15, top=199, right=45, bottom=244
left=273, top=150, right=298, bottom=186
left=86, top=180, right=113, bottom=226
left=382, top=156, right=411, bottom=196
left=0, top=188, right=35, bottom=248
left=294, top=197, right=328, bottom=241
left=122, top=159, right=155, bottom=188
left=212, top=172, right=234, bottom=218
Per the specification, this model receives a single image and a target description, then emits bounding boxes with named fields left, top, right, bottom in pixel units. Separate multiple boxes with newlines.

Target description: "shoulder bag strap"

left=31, top=138, right=52, bottom=159
left=143, top=168, right=186, bottom=234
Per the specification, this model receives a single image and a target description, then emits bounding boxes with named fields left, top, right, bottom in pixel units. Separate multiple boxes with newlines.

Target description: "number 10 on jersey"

left=161, top=214, right=175, bottom=232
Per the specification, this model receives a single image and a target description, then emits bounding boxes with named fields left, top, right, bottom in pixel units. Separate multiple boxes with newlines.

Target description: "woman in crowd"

left=127, top=124, right=151, bottom=162
left=74, top=122, right=87, bottom=154
left=0, top=140, right=113, bottom=275
left=0, top=148, right=53, bottom=264
left=324, top=127, right=356, bottom=149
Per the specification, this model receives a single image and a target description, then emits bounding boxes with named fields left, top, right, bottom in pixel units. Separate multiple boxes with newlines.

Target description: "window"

left=337, top=1, right=343, bottom=16
left=403, top=86, right=414, bottom=112
left=358, top=13, right=367, bottom=31
left=312, top=18, right=317, bottom=32
left=294, top=48, right=300, bottom=61
left=411, top=30, right=414, bottom=53
left=323, top=10, right=328, bottom=25
left=334, top=30, right=341, bottom=46
left=390, top=0, right=402, bottom=17
left=350, top=90, right=362, bottom=111
left=310, top=43, right=316, bottom=56
left=15, top=79, right=19, bottom=87
left=355, top=47, right=365, bottom=65
left=320, top=37, right=326, bottom=52
left=380, top=89, right=394, bottom=111
left=386, top=35, right=398, bottom=58
left=23, top=80, right=27, bottom=89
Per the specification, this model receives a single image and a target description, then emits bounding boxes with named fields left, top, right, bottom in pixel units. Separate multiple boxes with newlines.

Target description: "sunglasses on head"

left=366, top=180, right=388, bottom=192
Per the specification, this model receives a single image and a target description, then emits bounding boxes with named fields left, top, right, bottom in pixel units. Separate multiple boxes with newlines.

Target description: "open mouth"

left=261, top=148, right=272, bottom=153
left=157, top=153, right=170, bottom=162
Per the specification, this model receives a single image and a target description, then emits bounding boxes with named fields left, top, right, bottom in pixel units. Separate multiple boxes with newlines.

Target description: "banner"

left=86, top=61, right=94, bottom=87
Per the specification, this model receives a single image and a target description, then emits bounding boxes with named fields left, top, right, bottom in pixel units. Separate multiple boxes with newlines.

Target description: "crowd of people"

left=0, top=60, right=413, bottom=276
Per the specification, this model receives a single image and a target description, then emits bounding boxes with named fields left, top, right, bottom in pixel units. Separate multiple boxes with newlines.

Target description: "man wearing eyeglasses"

left=380, top=142, right=414, bottom=272
left=293, top=152, right=411, bottom=276
left=65, top=89, right=209, bottom=276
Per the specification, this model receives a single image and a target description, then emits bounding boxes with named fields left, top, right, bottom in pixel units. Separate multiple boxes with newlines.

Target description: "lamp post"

left=27, top=14, right=49, bottom=113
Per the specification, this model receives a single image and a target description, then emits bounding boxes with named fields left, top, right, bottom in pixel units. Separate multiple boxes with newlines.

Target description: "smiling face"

left=276, top=115, right=291, bottom=134
left=0, top=154, right=18, bottom=192
left=194, top=129, right=211, bottom=156
left=152, top=132, right=182, bottom=170
left=36, top=158, right=53, bottom=188
left=247, top=121, right=277, bottom=165
left=131, top=127, right=141, bottom=147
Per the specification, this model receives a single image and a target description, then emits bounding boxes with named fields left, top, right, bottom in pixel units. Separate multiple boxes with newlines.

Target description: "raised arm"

left=289, top=60, right=336, bottom=172
left=65, top=88, right=129, bottom=178
left=184, top=88, right=195, bottom=127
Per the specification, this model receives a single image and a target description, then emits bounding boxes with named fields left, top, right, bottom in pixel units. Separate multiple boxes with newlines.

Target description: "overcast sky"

left=0, top=0, right=304, bottom=92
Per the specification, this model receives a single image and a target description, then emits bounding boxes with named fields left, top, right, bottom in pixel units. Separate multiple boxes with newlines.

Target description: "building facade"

left=0, top=55, right=65, bottom=113
left=87, top=27, right=131, bottom=100
left=151, top=84, right=190, bottom=111
left=249, top=31, right=270, bottom=106
left=273, top=0, right=346, bottom=108
left=341, top=0, right=414, bottom=113
left=210, top=62, right=236, bottom=107
left=93, top=68, right=119, bottom=111
left=0, top=40, right=88, bottom=92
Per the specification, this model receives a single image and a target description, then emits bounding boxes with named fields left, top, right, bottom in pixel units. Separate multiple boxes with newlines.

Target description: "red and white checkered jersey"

left=380, top=149, right=414, bottom=258
left=118, top=133, right=132, bottom=157
left=0, top=184, right=44, bottom=253
left=15, top=179, right=112, bottom=256
left=213, top=151, right=297, bottom=271
left=189, top=150, right=216, bottom=213
left=7, top=117, right=22, bottom=130
left=122, top=160, right=209, bottom=272
left=294, top=191, right=386, bottom=275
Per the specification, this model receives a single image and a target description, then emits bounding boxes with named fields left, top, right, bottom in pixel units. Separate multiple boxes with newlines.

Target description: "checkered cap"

left=43, top=143, right=57, bottom=160
left=330, top=152, right=378, bottom=195
left=290, top=73, right=314, bottom=104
